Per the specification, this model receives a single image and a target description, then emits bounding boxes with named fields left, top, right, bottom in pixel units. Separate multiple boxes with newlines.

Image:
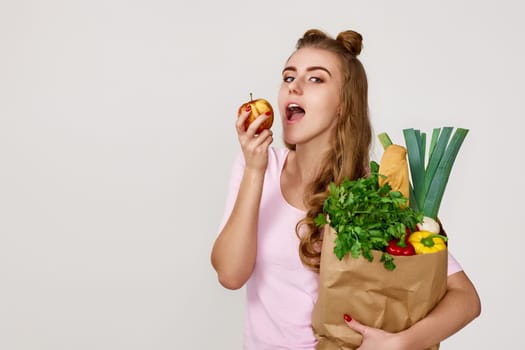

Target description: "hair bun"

left=336, top=30, right=363, bottom=57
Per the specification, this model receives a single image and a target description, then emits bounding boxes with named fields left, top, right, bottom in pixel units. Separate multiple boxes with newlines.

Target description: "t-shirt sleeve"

left=447, top=251, right=462, bottom=276
left=216, top=151, right=246, bottom=235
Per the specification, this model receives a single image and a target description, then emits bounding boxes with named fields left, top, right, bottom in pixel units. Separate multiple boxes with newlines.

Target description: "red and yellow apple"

left=238, top=93, right=274, bottom=134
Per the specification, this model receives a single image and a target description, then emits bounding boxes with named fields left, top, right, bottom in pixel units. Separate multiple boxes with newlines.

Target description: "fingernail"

left=265, top=111, right=272, bottom=116
left=245, top=106, right=252, bottom=112
left=344, top=314, right=352, bottom=322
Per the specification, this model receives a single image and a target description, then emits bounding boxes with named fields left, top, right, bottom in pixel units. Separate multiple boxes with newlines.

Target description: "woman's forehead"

left=285, top=47, right=341, bottom=70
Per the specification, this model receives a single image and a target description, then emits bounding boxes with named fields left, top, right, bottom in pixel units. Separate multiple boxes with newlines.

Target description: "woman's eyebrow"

left=282, top=66, right=332, bottom=77
left=282, top=66, right=296, bottom=75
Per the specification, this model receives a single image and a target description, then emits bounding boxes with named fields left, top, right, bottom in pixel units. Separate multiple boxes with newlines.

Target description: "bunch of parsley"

left=315, top=161, right=423, bottom=270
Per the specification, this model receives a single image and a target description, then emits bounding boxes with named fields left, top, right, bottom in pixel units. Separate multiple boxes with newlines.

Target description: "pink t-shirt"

left=217, top=147, right=462, bottom=350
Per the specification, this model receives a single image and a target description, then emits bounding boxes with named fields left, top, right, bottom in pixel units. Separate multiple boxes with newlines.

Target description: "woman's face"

left=278, top=47, right=344, bottom=148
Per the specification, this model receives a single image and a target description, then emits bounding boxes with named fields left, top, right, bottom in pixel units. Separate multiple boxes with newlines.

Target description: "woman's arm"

left=211, top=167, right=266, bottom=290
left=345, top=271, right=481, bottom=350
left=210, top=109, right=273, bottom=290
left=400, top=271, right=481, bottom=349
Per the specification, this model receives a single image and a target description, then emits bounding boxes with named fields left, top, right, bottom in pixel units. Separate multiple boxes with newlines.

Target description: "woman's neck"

left=288, top=144, right=330, bottom=185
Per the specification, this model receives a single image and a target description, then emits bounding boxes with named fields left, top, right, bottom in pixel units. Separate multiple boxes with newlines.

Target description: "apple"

left=238, top=93, right=274, bottom=134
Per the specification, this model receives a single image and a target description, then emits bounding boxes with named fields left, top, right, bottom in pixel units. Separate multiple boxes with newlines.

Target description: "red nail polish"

left=344, top=314, right=352, bottom=322
left=245, top=106, right=252, bottom=112
left=265, top=111, right=272, bottom=116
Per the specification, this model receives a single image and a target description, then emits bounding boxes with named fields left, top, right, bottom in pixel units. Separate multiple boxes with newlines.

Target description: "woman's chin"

left=282, top=133, right=299, bottom=146
left=283, top=138, right=305, bottom=148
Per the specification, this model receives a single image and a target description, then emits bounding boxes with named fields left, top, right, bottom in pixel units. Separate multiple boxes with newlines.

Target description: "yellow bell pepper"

left=408, top=231, right=448, bottom=254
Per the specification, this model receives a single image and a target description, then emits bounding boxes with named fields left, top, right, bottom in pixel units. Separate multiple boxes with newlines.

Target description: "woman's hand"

left=236, top=106, right=273, bottom=172
left=344, top=315, right=406, bottom=350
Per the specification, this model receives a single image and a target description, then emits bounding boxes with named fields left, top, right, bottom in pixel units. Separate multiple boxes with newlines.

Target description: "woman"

left=211, top=29, right=481, bottom=349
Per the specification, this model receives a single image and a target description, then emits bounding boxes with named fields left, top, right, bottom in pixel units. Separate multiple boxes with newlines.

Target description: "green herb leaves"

left=315, top=161, right=423, bottom=270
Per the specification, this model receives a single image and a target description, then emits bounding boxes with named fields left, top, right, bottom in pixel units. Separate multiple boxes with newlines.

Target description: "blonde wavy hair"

left=288, top=29, right=372, bottom=272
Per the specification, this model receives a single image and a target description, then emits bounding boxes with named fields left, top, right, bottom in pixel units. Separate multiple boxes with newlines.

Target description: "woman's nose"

left=288, top=80, right=303, bottom=95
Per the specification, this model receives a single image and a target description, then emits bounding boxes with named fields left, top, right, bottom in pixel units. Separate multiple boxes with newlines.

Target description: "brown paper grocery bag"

left=312, top=226, right=447, bottom=350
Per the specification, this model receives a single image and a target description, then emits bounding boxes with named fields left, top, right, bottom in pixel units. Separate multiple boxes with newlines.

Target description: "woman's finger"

left=343, top=314, right=368, bottom=335
left=237, top=110, right=271, bottom=136
left=259, top=131, right=273, bottom=149
left=236, top=107, right=252, bottom=133
left=253, top=129, right=273, bottom=143
left=243, top=130, right=273, bottom=152
left=245, top=113, right=271, bottom=135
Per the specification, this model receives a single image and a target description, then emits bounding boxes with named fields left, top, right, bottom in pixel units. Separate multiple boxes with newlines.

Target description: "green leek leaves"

left=378, top=127, right=469, bottom=220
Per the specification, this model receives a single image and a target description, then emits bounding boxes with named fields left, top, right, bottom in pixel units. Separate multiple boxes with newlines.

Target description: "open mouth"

left=286, top=103, right=305, bottom=121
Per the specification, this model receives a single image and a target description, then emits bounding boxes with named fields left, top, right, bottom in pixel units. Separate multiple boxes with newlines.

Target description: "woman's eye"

left=309, top=77, right=323, bottom=83
left=283, top=76, right=295, bottom=83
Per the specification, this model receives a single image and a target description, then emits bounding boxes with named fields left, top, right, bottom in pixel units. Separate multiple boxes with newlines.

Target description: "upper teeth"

left=288, top=103, right=300, bottom=109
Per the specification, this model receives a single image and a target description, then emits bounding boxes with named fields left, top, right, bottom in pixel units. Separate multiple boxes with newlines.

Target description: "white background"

left=1, top=0, right=523, bottom=349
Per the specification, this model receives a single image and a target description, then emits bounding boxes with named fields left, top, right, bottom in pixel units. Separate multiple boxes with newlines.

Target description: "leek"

left=378, top=127, right=469, bottom=220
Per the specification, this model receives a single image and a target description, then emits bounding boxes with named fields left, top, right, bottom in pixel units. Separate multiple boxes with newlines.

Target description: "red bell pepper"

left=386, top=227, right=416, bottom=256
